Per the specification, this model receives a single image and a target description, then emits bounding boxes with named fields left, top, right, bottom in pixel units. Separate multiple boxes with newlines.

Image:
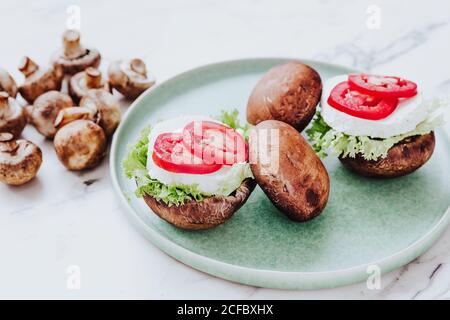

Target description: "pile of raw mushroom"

left=0, top=29, right=156, bottom=185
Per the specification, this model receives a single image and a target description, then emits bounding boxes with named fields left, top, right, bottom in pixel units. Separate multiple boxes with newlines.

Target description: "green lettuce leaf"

left=215, top=109, right=252, bottom=139
left=122, top=126, right=208, bottom=206
left=306, top=97, right=448, bottom=160
left=123, top=109, right=253, bottom=206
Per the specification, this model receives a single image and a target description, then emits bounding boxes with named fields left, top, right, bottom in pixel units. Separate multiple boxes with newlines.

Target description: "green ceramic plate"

left=110, top=58, right=450, bottom=289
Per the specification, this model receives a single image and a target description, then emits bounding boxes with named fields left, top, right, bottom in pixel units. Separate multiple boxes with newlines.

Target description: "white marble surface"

left=0, top=0, right=449, bottom=299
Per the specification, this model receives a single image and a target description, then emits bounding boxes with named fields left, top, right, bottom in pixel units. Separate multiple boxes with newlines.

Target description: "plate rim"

left=110, top=57, right=450, bottom=290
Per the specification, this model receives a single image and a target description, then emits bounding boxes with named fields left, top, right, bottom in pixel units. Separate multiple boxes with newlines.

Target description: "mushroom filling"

left=123, top=110, right=253, bottom=206
left=306, top=97, right=449, bottom=161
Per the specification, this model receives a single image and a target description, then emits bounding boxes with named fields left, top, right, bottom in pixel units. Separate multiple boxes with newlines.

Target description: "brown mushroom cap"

left=54, top=106, right=96, bottom=129
left=249, top=120, right=330, bottom=222
left=247, top=61, right=322, bottom=132
left=0, top=132, right=42, bottom=185
left=0, top=68, right=18, bottom=98
left=54, top=119, right=106, bottom=171
left=0, top=92, right=27, bottom=138
left=68, top=67, right=110, bottom=103
left=107, top=58, right=155, bottom=99
left=52, top=30, right=101, bottom=75
left=18, top=56, right=64, bottom=104
left=143, top=178, right=256, bottom=230
left=339, top=133, right=436, bottom=178
left=28, top=91, right=73, bottom=139
left=80, top=89, right=121, bottom=137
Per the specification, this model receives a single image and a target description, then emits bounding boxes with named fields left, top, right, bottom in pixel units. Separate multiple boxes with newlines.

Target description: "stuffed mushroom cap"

left=143, top=178, right=256, bottom=230
left=0, top=68, right=18, bottom=98
left=339, top=133, right=436, bottom=178
left=247, top=61, right=322, bottom=132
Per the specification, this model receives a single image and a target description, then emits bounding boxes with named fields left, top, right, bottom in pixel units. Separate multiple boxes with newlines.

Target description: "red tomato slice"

left=328, top=81, right=399, bottom=120
left=183, top=121, right=247, bottom=166
left=348, top=74, right=417, bottom=98
left=152, top=132, right=222, bottom=174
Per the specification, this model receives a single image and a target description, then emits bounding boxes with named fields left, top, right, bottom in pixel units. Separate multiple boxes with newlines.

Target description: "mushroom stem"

left=130, top=58, right=147, bottom=76
left=63, top=29, right=86, bottom=60
left=0, top=91, right=10, bottom=119
left=0, top=132, right=14, bottom=142
left=54, top=106, right=96, bottom=129
left=19, top=57, right=39, bottom=77
left=24, top=104, right=34, bottom=121
left=85, top=67, right=102, bottom=88
left=0, top=91, right=8, bottom=108
left=0, top=132, right=18, bottom=153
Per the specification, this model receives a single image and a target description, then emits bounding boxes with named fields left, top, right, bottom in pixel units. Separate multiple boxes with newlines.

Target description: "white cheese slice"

left=146, top=115, right=252, bottom=196
left=321, top=75, right=427, bottom=138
